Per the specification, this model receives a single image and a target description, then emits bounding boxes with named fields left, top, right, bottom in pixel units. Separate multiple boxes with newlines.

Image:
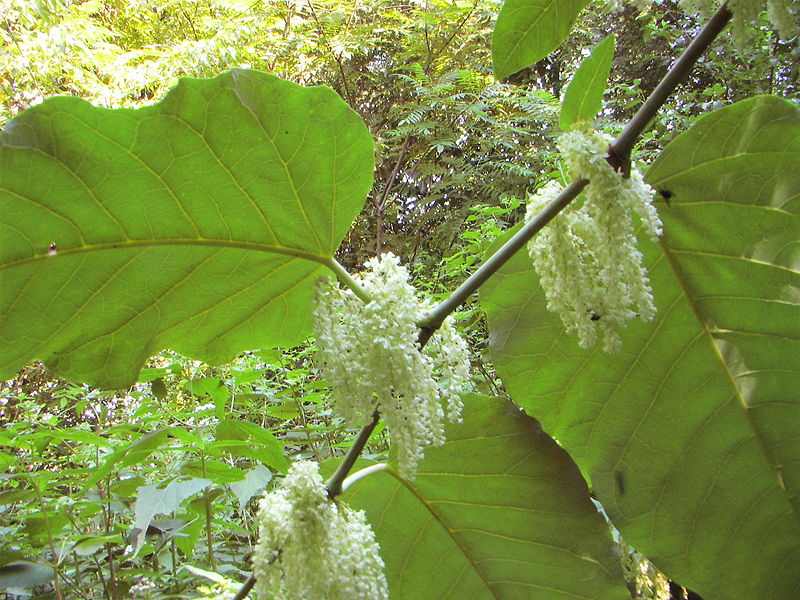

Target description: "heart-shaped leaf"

left=480, top=96, right=800, bottom=599
left=0, top=69, right=374, bottom=387
left=338, top=394, right=628, bottom=599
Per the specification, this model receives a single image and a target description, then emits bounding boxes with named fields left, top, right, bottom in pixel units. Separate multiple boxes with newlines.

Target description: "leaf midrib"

left=0, top=238, right=331, bottom=272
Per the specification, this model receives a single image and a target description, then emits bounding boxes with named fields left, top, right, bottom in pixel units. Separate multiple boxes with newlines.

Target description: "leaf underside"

left=559, top=34, right=616, bottom=130
left=0, top=69, right=374, bottom=387
left=492, top=0, right=591, bottom=81
left=481, top=96, right=800, bottom=600
left=339, top=394, right=629, bottom=600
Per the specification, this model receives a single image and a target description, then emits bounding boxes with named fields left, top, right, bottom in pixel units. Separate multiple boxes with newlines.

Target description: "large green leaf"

left=0, top=69, right=373, bottom=387
left=492, top=0, right=590, bottom=80
left=559, top=35, right=616, bottom=131
left=338, top=394, right=629, bottom=600
left=480, top=96, right=800, bottom=599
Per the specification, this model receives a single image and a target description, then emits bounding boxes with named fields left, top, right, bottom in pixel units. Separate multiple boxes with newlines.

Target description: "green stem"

left=342, top=463, right=388, bottom=493
left=30, top=476, right=64, bottom=600
left=326, top=257, right=373, bottom=303
left=232, top=575, right=256, bottom=600
left=201, top=455, right=218, bottom=572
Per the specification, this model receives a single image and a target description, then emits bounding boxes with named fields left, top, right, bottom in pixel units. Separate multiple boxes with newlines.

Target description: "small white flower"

left=313, top=253, right=472, bottom=477
left=526, top=130, right=661, bottom=352
left=253, top=461, right=388, bottom=600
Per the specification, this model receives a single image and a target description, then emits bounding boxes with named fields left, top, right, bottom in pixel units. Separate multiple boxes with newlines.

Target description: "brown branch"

left=421, top=2, right=733, bottom=331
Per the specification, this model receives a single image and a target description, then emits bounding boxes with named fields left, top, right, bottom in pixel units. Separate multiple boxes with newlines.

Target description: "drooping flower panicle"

left=526, top=130, right=662, bottom=353
left=313, top=253, right=471, bottom=477
left=253, top=461, right=388, bottom=600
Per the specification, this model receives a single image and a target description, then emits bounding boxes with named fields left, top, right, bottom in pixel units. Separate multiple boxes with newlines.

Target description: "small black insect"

left=590, top=313, right=601, bottom=321
left=657, top=189, right=673, bottom=206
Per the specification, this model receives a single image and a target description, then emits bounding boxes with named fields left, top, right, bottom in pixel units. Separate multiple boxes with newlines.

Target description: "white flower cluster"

left=253, top=461, right=388, bottom=600
left=313, top=253, right=471, bottom=477
left=679, top=0, right=797, bottom=42
left=526, top=130, right=662, bottom=353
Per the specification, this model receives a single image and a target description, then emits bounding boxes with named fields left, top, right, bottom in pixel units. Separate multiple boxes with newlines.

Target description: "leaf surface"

left=214, top=418, right=288, bottom=472
left=0, top=69, right=374, bottom=387
left=492, top=0, right=590, bottom=80
left=132, top=477, right=211, bottom=556
left=229, top=463, right=272, bottom=510
left=0, top=561, right=54, bottom=590
left=559, top=35, right=616, bottom=130
left=480, top=96, right=800, bottom=599
left=339, top=394, right=628, bottom=600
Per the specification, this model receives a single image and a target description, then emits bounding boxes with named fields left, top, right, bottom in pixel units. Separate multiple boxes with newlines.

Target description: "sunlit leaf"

left=84, top=428, right=174, bottom=490
left=481, top=96, right=800, bottom=599
left=214, top=418, right=288, bottom=473
left=0, top=69, right=374, bottom=388
left=229, top=463, right=272, bottom=510
left=492, top=0, right=590, bottom=80
left=560, top=35, right=616, bottom=130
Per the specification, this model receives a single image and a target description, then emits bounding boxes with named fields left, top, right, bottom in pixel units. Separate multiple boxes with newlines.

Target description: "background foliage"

left=1, top=0, right=798, bottom=599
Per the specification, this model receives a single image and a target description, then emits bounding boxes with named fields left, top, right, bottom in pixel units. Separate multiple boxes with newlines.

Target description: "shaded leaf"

left=0, top=489, right=35, bottom=506
left=493, top=0, right=590, bottom=80
left=184, top=377, right=229, bottom=404
left=480, top=96, right=800, bottom=599
left=0, top=69, right=374, bottom=388
left=72, top=534, right=124, bottom=557
left=560, top=35, right=616, bottom=130
left=214, top=418, right=288, bottom=473
left=84, top=428, right=174, bottom=490
left=24, top=513, right=70, bottom=545
left=0, top=561, right=54, bottom=591
left=338, top=394, right=628, bottom=600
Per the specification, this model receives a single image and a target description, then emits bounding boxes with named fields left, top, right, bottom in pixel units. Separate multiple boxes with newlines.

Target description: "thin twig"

left=307, top=0, right=356, bottom=107
left=418, top=178, right=588, bottom=337
left=325, top=411, right=381, bottom=498
left=231, top=575, right=255, bottom=600
left=610, top=2, right=733, bottom=161
left=374, top=136, right=412, bottom=253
